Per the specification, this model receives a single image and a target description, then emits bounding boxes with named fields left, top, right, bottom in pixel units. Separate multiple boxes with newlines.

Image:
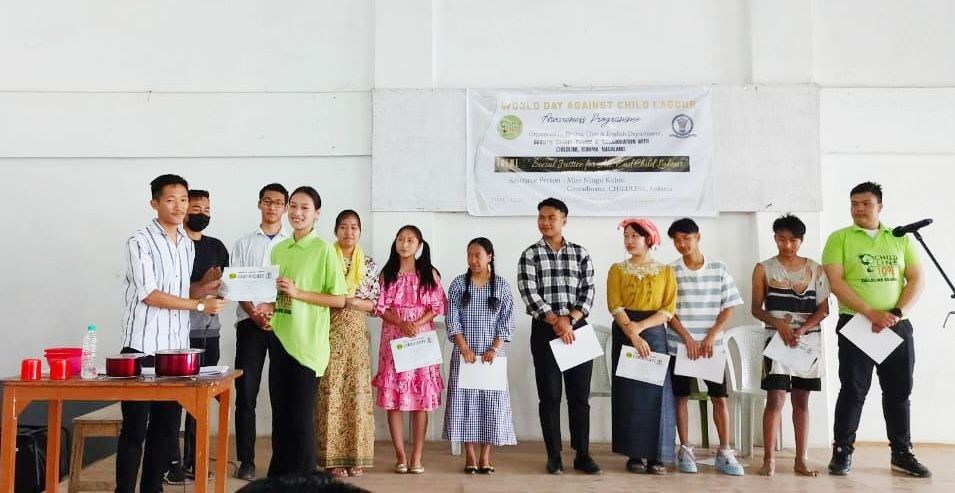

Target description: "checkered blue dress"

left=442, top=274, right=517, bottom=446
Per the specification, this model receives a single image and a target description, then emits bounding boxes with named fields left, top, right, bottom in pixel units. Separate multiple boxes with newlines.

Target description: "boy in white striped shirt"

left=666, top=218, right=745, bottom=476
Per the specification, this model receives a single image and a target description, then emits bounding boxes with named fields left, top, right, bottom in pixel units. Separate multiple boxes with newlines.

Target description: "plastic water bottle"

left=81, top=325, right=97, bottom=379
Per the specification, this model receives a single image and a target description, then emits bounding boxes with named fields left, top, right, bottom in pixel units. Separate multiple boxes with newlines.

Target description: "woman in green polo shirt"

left=262, top=186, right=347, bottom=478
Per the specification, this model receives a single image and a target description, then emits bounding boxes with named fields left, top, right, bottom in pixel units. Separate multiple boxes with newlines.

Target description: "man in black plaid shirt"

left=517, top=197, right=600, bottom=475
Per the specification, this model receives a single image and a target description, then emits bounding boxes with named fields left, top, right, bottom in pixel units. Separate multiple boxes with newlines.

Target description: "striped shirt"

left=230, top=227, right=290, bottom=322
left=760, top=257, right=830, bottom=333
left=517, top=238, right=595, bottom=319
left=121, top=219, right=195, bottom=354
left=667, top=256, right=743, bottom=353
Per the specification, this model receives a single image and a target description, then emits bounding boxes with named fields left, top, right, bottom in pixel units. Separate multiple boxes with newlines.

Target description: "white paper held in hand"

left=762, top=331, right=820, bottom=373
left=674, top=343, right=727, bottom=383
left=548, top=324, right=604, bottom=372
left=458, top=355, right=508, bottom=391
left=391, top=331, right=444, bottom=373
left=615, top=346, right=670, bottom=386
left=220, top=265, right=279, bottom=301
left=839, top=313, right=903, bottom=364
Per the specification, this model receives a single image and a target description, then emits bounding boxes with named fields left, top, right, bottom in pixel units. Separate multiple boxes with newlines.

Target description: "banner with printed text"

left=467, top=88, right=716, bottom=216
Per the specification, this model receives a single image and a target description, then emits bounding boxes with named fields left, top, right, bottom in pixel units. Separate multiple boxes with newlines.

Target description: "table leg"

left=0, top=389, right=18, bottom=493
left=215, top=388, right=231, bottom=493
left=193, top=392, right=210, bottom=493
left=45, top=399, right=63, bottom=493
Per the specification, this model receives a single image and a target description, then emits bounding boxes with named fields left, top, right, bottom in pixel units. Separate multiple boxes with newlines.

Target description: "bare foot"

left=759, top=458, right=775, bottom=476
left=347, top=467, right=364, bottom=477
left=329, top=467, right=348, bottom=478
left=794, top=459, right=819, bottom=477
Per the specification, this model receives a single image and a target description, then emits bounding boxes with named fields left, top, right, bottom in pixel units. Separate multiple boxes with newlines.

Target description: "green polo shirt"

left=821, top=224, right=919, bottom=315
left=270, top=230, right=347, bottom=376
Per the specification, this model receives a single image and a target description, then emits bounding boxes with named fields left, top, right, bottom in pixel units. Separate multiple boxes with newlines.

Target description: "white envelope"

left=615, top=346, right=670, bottom=386
left=839, top=313, right=903, bottom=364
left=674, top=343, right=727, bottom=383
left=763, top=332, right=819, bottom=373
left=391, top=332, right=444, bottom=373
left=458, top=355, right=508, bottom=391
left=549, top=324, right=604, bottom=372
left=220, top=265, right=279, bottom=301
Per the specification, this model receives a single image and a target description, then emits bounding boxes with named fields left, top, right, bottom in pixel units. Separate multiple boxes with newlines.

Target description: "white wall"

left=2, top=0, right=953, bottom=448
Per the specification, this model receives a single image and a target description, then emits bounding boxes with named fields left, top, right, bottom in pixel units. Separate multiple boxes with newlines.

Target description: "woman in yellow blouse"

left=607, top=218, right=678, bottom=475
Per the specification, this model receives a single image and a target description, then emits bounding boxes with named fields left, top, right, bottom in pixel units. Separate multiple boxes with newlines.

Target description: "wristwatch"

left=890, top=307, right=903, bottom=318
left=196, top=300, right=206, bottom=313
left=568, top=313, right=580, bottom=325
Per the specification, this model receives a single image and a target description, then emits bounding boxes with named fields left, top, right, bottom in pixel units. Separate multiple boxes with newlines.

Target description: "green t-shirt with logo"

left=270, top=230, right=347, bottom=376
left=821, top=224, right=919, bottom=315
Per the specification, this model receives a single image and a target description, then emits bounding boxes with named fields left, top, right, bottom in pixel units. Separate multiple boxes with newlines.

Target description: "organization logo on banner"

left=670, top=114, right=695, bottom=138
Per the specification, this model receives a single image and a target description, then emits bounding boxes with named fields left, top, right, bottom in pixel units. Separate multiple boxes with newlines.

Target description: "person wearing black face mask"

left=164, top=189, right=231, bottom=485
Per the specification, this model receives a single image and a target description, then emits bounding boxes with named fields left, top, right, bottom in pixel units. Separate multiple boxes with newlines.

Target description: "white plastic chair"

left=590, top=324, right=613, bottom=398
left=723, top=325, right=781, bottom=457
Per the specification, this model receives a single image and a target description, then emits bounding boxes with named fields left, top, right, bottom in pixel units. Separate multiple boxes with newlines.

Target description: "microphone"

left=892, top=218, right=933, bottom=237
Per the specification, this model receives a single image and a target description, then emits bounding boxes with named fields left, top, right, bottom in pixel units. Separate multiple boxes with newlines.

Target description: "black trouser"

left=168, top=336, right=220, bottom=469
left=833, top=314, right=915, bottom=454
left=529, top=318, right=593, bottom=459
left=234, top=318, right=271, bottom=466
left=115, top=348, right=181, bottom=493
left=267, top=332, right=319, bottom=477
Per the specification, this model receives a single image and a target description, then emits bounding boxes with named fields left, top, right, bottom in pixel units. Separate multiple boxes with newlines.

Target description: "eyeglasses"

left=260, top=199, right=286, bottom=208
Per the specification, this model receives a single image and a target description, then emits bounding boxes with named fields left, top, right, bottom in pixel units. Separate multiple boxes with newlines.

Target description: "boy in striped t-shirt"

left=666, top=218, right=745, bottom=476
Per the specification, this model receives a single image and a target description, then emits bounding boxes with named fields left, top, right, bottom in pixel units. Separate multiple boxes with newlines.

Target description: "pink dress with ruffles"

left=372, top=272, right=447, bottom=411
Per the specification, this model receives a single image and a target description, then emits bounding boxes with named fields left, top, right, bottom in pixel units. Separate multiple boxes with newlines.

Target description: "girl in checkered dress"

left=443, top=237, right=517, bottom=474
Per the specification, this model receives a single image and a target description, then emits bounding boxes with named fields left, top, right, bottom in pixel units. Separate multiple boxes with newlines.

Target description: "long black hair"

left=460, top=237, right=500, bottom=311
left=380, top=225, right=439, bottom=294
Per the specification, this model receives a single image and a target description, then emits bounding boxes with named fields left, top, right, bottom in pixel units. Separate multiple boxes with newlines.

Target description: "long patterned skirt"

left=610, top=310, right=676, bottom=462
left=315, top=309, right=375, bottom=468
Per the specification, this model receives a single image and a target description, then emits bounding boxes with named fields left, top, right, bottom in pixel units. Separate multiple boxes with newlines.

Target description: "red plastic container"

left=44, top=347, right=83, bottom=376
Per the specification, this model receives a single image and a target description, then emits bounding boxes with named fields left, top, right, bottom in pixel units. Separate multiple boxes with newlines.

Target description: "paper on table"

left=220, top=265, right=279, bottom=301
left=674, top=344, right=727, bottom=383
left=839, top=313, right=903, bottom=364
left=615, top=346, right=670, bottom=386
left=763, top=332, right=819, bottom=372
left=199, top=365, right=230, bottom=375
left=458, top=356, right=508, bottom=391
left=549, top=324, right=604, bottom=372
left=391, top=331, right=443, bottom=373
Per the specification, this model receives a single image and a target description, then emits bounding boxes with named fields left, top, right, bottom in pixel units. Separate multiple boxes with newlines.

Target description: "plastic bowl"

left=44, top=347, right=83, bottom=376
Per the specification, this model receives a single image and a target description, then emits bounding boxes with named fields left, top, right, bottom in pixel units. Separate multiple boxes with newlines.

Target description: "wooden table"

left=0, top=370, right=241, bottom=493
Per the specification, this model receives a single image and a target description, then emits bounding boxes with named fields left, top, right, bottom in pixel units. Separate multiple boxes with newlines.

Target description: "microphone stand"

left=911, top=231, right=955, bottom=327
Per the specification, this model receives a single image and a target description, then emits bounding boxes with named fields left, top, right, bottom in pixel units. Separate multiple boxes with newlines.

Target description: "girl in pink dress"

left=372, top=225, right=446, bottom=474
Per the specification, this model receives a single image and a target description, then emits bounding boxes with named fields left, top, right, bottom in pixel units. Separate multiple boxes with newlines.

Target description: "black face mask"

left=186, top=214, right=210, bottom=232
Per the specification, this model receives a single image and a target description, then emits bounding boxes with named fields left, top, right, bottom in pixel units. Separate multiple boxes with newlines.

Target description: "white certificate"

left=763, top=331, right=819, bottom=373
left=220, top=265, right=279, bottom=301
left=391, top=331, right=444, bottom=373
left=458, top=355, right=508, bottom=391
left=674, top=343, right=727, bottom=383
left=549, top=324, right=604, bottom=372
left=839, top=313, right=903, bottom=364
left=615, top=346, right=670, bottom=386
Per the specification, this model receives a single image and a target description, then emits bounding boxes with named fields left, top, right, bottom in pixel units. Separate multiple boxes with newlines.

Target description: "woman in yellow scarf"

left=315, top=210, right=379, bottom=477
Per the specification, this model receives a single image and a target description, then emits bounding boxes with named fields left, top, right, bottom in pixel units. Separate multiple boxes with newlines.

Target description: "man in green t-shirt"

left=821, top=181, right=929, bottom=478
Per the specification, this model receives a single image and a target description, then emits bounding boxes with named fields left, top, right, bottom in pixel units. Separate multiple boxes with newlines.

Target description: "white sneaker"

left=678, top=445, right=698, bottom=473
left=716, top=448, right=745, bottom=476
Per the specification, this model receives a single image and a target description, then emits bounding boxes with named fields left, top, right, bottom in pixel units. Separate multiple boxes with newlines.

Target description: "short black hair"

left=150, top=174, right=188, bottom=200
left=188, top=189, right=210, bottom=200
left=290, top=186, right=322, bottom=209
left=538, top=197, right=568, bottom=216
left=667, top=218, right=699, bottom=237
left=850, top=181, right=882, bottom=203
left=259, top=183, right=289, bottom=203
left=772, top=214, right=806, bottom=239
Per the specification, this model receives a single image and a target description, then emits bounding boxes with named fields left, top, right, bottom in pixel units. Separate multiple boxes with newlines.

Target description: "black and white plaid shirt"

left=517, top=238, right=595, bottom=320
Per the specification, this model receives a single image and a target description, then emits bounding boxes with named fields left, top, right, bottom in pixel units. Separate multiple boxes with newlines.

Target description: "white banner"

left=467, top=88, right=716, bottom=216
